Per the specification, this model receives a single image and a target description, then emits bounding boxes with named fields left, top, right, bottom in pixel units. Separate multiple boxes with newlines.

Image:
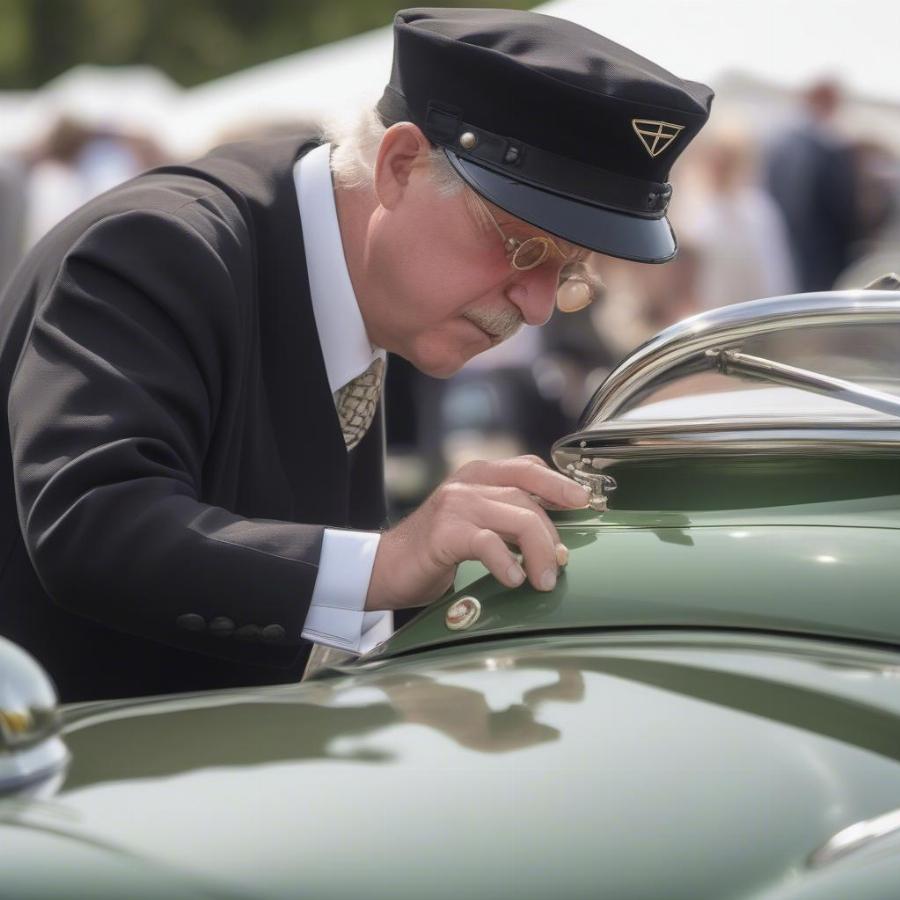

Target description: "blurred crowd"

left=1, top=79, right=899, bottom=511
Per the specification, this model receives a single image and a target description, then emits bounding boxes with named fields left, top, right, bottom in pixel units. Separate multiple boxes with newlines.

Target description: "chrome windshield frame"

left=553, top=424, right=900, bottom=475
left=709, top=349, right=900, bottom=419
left=578, top=291, right=900, bottom=429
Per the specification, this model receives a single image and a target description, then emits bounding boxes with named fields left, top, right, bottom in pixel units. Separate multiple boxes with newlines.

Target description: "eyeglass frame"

left=467, top=191, right=600, bottom=311
left=469, top=192, right=585, bottom=271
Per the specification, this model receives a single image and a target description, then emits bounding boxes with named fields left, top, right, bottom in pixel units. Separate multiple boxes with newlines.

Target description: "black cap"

left=377, top=8, right=714, bottom=263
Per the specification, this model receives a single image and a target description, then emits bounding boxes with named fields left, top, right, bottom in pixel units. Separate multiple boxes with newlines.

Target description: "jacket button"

left=261, top=624, right=286, bottom=643
left=176, top=614, right=206, bottom=632
left=235, top=624, right=261, bottom=642
left=209, top=617, right=235, bottom=638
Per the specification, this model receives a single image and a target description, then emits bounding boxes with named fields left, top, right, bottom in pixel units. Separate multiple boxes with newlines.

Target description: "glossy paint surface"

left=2, top=633, right=900, bottom=899
left=378, top=487, right=900, bottom=660
left=3, top=432, right=900, bottom=897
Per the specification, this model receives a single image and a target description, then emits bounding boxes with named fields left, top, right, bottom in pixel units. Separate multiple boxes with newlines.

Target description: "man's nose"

left=505, top=267, right=559, bottom=326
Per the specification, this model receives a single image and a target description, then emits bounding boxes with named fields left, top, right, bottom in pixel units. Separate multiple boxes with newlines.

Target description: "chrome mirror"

left=0, top=637, right=68, bottom=796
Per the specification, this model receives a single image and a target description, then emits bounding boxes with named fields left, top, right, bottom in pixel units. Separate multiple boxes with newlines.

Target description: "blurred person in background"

left=592, top=246, right=703, bottom=364
left=435, top=325, right=571, bottom=475
left=0, top=155, right=26, bottom=292
left=0, top=9, right=712, bottom=701
left=833, top=139, right=900, bottom=290
left=23, top=116, right=166, bottom=249
left=536, top=284, right=619, bottom=429
left=765, top=80, right=860, bottom=292
left=852, top=139, right=898, bottom=243
left=686, top=125, right=796, bottom=309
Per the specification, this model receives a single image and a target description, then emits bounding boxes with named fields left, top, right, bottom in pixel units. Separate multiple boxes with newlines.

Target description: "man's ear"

left=373, top=122, right=432, bottom=209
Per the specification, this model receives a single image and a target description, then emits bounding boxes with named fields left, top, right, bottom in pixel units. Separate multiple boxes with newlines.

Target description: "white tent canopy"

left=1, top=65, right=180, bottom=154
left=2, top=1, right=898, bottom=157
left=167, top=0, right=900, bottom=156
left=167, top=25, right=393, bottom=154
left=543, top=0, right=899, bottom=102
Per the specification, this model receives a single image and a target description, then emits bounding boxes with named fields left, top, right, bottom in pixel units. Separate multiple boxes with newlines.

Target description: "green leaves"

left=0, top=0, right=538, bottom=90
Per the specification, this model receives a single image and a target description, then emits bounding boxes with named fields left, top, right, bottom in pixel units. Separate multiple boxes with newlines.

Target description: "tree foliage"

left=0, top=0, right=538, bottom=89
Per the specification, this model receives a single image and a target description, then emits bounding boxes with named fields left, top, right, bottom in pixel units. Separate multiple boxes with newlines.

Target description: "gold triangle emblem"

left=632, top=119, right=685, bottom=158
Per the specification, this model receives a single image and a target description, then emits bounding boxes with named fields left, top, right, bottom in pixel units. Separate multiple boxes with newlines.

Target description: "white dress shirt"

left=294, top=143, right=393, bottom=655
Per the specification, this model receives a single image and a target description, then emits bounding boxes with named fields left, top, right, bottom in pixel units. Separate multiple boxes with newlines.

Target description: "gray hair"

left=321, top=108, right=603, bottom=308
left=322, top=108, right=466, bottom=198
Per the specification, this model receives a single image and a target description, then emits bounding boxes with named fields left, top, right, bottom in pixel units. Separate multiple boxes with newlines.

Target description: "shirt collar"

left=294, top=143, right=384, bottom=395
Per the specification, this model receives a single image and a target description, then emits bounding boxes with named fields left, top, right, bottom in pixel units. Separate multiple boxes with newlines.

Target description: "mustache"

left=463, top=306, right=523, bottom=343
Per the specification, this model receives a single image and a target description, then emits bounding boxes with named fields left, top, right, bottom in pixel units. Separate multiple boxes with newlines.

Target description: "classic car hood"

left=2, top=633, right=900, bottom=899
left=377, top=489, right=900, bottom=660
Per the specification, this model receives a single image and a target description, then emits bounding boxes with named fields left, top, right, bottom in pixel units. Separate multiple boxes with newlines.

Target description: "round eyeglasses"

left=475, top=195, right=566, bottom=270
left=472, top=194, right=597, bottom=312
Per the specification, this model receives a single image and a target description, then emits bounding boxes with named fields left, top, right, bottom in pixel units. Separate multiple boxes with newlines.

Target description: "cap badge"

left=632, top=119, right=685, bottom=158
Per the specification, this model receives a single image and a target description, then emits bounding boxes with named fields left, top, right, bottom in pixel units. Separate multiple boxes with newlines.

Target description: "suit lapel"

left=203, top=134, right=387, bottom=529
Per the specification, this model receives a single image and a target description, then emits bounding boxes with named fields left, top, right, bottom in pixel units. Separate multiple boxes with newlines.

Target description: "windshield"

left=588, top=320, right=900, bottom=428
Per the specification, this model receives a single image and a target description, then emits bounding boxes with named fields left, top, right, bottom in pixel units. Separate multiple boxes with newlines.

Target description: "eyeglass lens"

left=511, top=238, right=552, bottom=270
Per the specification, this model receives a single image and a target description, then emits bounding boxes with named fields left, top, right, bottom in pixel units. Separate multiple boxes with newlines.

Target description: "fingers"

left=482, top=487, right=569, bottom=566
left=441, top=483, right=565, bottom=584
left=369, top=457, right=578, bottom=610
left=464, top=495, right=561, bottom=592
left=371, top=458, right=582, bottom=608
left=475, top=485, right=560, bottom=543
left=469, top=528, right=526, bottom=588
left=454, top=456, right=591, bottom=510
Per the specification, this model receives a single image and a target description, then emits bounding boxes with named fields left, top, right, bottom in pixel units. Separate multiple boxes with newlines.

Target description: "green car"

left=3, top=290, right=900, bottom=900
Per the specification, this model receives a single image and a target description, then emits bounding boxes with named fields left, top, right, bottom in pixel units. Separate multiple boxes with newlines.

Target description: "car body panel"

left=3, top=632, right=900, bottom=900
left=379, top=512, right=900, bottom=659
left=4, top=292, right=900, bottom=898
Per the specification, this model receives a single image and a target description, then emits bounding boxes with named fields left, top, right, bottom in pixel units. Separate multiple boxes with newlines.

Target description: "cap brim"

left=445, top=151, right=676, bottom=264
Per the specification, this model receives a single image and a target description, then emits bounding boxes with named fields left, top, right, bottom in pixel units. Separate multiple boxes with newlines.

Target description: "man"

left=0, top=9, right=713, bottom=701
left=765, top=80, right=859, bottom=292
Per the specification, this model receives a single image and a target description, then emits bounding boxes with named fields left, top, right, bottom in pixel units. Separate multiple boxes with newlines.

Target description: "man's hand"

left=365, top=456, right=591, bottom=611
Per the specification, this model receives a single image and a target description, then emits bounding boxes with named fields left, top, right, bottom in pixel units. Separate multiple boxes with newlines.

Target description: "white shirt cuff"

left=301, top=528, right=393, bottom=654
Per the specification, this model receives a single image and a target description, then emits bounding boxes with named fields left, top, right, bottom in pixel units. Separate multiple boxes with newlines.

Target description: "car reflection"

left=52, top=640, right=900, bottom=795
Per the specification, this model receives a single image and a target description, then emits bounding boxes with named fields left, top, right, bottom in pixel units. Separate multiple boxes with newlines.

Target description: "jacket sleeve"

left=8, top=203, right=322, bottom=666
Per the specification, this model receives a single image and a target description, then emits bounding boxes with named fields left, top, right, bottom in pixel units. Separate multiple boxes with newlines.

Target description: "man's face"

left=362, top=143, right=587, bottom=378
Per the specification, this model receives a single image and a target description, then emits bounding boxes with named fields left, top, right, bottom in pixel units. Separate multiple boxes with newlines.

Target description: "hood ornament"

left=566, top=457, right=617, bottom=512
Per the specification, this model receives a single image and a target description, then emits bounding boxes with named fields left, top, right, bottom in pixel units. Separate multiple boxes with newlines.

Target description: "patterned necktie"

left=335, top=356, right=384, bottom=450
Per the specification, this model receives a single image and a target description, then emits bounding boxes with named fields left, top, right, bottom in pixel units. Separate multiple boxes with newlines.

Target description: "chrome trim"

left=0, top=636, right=67, bottom=795
left=711, top=349, right=900, bottom=419
left=0, top=706, right=61, bottom=753
left=573, top=417, right=899, bottom=435
left=554, top=425, right=900, bottom=471
left=580, top=291, right=900, bottom=428
left=0, top=738, right=69, bottom=796
left=864, top=272, right=900, bottom=291
left=446, top=597, right=482, bottom=631
left=301, top=644, right=355, bottom=681
left=810, top=807, right=900, bottom=868
left=566, top=467, right=617, bottom=511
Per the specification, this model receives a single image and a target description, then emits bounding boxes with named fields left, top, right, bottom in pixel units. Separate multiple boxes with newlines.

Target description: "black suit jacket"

left=0, top=135, right=388, bottom=701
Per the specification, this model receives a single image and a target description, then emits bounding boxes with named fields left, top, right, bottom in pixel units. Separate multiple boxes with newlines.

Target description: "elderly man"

left=0, top=9, right=712, bottom=700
